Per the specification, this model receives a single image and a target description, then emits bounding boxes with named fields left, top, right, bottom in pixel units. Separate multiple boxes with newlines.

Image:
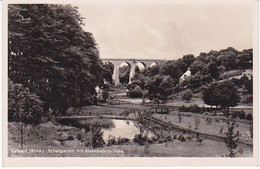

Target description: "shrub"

left=186, top=135, right=192, bottom=140
left=178, top=105, right=187, bottom=112
left=128, top=86, right=143, bottom=98
left=179, top=104, right=203, bottom=114
left=190, top=104, right=202, bottom=113
left=246, top=113, right=253, bottom=121
left=232, top=110, right=249, bottom=120
left=107, top=135, right=117, bottom=146
left=102, top=90, right=109, bottom=102
left=178, top=135, right=186, bottom=142
left=116, top=137, right=130, bottom=145
left=133, top=134, right=148, bottom=145
left=107, top=136, right=130, bottom=146
left=151, top=136, right=158, bottom=142
left=90, top=127, right=105, bottom=148
left=238, top=110, right=246, bottom=119
left=166, top=135, right=173, bottom=141
left=232, top=111, right=240, bottom=118
left=30, top=122, right=62, bottom=140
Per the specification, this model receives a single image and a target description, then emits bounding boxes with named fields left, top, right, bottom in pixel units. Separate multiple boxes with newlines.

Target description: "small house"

left=179, top=68, right=191, bottom=84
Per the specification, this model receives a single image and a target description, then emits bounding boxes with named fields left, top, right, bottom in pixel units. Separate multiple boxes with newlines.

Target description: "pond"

left=56, top=117, right=154, bottom=143
left=102, top=119, right=154, bottom=142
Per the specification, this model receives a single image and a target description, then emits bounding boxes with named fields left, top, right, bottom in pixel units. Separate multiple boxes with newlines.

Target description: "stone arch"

left=104, top=61, right=115, bottom=71
left=119, top=61, right=132, bottom=85
left=136, top=62, right=147, bottom=72
left=119, top=61, right=132, bottom=68
left=149, top=62, right=158, bottom=67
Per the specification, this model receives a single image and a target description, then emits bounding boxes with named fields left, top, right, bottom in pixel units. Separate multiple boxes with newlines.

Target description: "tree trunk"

left=226, top=107, right=230, bottom=117
left=20, top=124, right=24, bottom=149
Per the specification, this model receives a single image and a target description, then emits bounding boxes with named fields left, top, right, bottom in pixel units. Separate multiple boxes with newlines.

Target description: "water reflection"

left=102, top=120, right=140, bottom=142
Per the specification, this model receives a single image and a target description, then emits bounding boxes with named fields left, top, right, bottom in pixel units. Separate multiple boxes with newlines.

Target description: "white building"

left=179, top=68, right=191, bottom=84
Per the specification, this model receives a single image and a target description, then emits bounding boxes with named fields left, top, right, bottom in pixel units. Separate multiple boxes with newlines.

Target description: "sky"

left=77, top=3, right=253, bottom=60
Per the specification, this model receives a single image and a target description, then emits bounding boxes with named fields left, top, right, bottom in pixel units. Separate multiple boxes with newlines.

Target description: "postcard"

left=2, top=0, right=259, bottom=167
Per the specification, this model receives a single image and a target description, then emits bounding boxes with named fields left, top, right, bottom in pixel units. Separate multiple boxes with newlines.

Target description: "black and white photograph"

left=2, top=0, right=259, bottom=167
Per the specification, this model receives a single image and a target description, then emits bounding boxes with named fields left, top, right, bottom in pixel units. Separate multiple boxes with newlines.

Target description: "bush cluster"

left=127, top=86, right=143, bottom=98
left=232, top=110, right=252, bottom=120
left=178, top=104, right=205, bottom=114
left=133, top=134, right=150, bottom=145
left=107, top=136, right=130, bottom=146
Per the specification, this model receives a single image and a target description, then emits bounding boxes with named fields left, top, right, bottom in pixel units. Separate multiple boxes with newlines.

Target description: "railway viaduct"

left=102, top=58, right=166, bottom=85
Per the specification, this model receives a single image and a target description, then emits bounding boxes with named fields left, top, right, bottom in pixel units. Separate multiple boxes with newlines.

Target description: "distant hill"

left=128, top=47, right=253, bottom=105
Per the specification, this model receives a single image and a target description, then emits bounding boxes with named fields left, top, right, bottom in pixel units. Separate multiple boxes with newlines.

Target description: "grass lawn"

left=152, top=111, right=253, bottom=145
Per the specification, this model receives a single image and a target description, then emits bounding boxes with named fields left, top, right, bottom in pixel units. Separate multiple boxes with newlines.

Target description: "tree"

left=237, top=49, right=253, bottom=70
left=190, top=60, right=207, bottom=75
left=8, top=4, right=103, bottom=114
left=223, top=118, right=243, bottom=157
left=178, top=112, right=182, bottom=123
left=205, top=62, right=220, bottom=79
left=102, top=62, right=114, bottom=83
left=194, top=117, right=200, bottom=130
left=8, top=79, right=44, bottom=148
left=159, top=61, right=182, bottom=85
left=202, top=81, right=240, bottom=116
left=8, top=79, right=44, bottom=124
left=217, top=48, right=238, bottom=71
left=146, top=75, right=174, bottom=105
left=90, top=126, right=105, bottom=148
left=182, top=89, right=193, bottom=103
left=143, top=65, right=160, bottom=77
left=182, top=54, right=195, bottom=70
left=127, top=73, right=151, bottom=90
left=244, top=76, right=253, bottom=94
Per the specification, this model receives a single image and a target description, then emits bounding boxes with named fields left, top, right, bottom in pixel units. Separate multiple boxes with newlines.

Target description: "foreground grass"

left=8, top=135, right=253, bottom=157
left=8, top=121, right=252, bottom=157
